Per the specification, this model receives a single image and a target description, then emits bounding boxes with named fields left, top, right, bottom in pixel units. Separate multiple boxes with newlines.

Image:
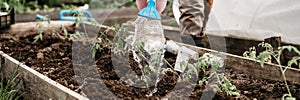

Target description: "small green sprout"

left=92, top=37, right=103, bottom=58
left=33, top=23, right=44, bottom=43
left=215, top=74, right=240, bottom=97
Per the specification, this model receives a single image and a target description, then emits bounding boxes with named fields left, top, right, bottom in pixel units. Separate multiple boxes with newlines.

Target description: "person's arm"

left=136, top=0, right=167, bottom=14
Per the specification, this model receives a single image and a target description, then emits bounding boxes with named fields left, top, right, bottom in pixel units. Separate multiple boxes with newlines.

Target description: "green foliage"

left=0, top=2, right=9, bottom=11
left=0, top=66, right=23, bottom=100
left=0, top=0, right=59, bottom=14
left=185, top=63, right=198, bottom=80
left=91, top=24, right=112, bottom=58
left=198, top=77, right=207, bottom=85
left=213, top=74, right=240, bottom=97
left=55, top=25, right=82, bottom=41
left=89, top=0, right=136, bottom=9
left=111, top=24, right=131, bottom=56
left=0, top=0, right=89, bottom=14
left=92, top=37, right=103, bottom=58
left=61, top=4, right=77, bottom=10
left=181, top=53, right=240, bottom=97
left=243, top=47, right=256, bottom=59
left=34, top=18, right=84, bottom=44
left=33, top=23, right=44, bottom=43
left=243, top=42, right=300, bottom=99
left=287, top=57, right=300, bottom=69
left=282, top=94, right=296, bottom=100
left=33, top=18, right=50, bottom=43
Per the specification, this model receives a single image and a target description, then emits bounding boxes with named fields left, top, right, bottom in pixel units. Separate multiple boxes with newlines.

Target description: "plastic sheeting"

left=206, top=0, right=300, bottom=44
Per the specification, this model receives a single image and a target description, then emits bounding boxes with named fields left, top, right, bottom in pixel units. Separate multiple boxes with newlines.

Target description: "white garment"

left=207, top=0, right=300, bottom=44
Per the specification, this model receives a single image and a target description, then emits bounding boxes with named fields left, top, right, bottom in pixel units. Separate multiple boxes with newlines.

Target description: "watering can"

left=138, top=0, right=161, bottom=20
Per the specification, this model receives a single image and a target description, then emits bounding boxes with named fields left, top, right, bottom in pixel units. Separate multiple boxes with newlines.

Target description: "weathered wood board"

left=15, top=10, right=60, bottom=22
left=0, top=51, right=89, bottom=100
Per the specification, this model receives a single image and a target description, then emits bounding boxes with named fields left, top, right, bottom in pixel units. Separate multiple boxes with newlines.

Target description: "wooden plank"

left=0, top=51, right=89, bottom=100
left=15, top=11, right=60, bottom=22
left=0, top=21, right=75, bottom=37
left=176, top=42, right=300, bottom=85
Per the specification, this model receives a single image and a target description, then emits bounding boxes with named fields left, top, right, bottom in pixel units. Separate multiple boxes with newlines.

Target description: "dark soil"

left=0, top=29, right=300, bottom=99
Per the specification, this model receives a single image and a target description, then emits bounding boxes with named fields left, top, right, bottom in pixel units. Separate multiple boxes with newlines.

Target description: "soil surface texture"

left=0, top=28, right=300, bottom=99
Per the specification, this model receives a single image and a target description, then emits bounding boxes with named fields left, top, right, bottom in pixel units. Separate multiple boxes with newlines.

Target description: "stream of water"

left=132, top=16, right=166, bottom=95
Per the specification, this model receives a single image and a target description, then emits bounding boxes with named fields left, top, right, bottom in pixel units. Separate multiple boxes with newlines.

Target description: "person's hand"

left=136, top=0, right=167, bottom=14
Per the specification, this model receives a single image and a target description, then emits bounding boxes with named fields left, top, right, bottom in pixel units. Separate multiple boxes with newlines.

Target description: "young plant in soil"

left=34, top=22, right=83, bottom=43
left=33, top=15, right=51, bottom=43
left=33, top=12, right=88, bottom=44
left=112, top=24, right=165, bottom=94
left=55, top=25, right=82, bottom=41
left=182, top=53, right=240, bottom=97
left=243, top=42, right=300, bottom=100
left=33, top=23, right=45, bottom=43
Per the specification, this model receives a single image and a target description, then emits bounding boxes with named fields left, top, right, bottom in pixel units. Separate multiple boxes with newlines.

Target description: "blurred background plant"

left=0, top=66, right=24, bottom=100
left=89, top=0, right=135, bottom=9
left=0, top=0, right=173, bottom=15
left=0, top=0, right=91, bottom=13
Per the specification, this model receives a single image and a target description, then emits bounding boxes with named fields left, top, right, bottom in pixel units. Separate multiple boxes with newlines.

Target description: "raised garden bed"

left=0, top=20, right=300, bottom=99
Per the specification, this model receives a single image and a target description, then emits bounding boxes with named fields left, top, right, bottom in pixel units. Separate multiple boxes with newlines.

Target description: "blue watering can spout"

left=148, top=0, right=155, bottom=6
left=138, top=0, right=161, bottom=20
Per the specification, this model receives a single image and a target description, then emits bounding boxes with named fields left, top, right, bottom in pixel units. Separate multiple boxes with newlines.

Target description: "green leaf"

left=211, top=64, right=218, bottom=72
left=198, top=77, right=207, bottom=85
left=231, top=92, right=240, bottom=96
left=33, top=34, right=41, bottom=43
left=188, top=63, right=198, bottom=78
left=229, top=86, right=236, bottom=91
left=282, top=94, right=295, bottom=100
left=92, top=47, right=97, bottom=58
left=95, top=44, right=100, bottom=50
left=39, top=33, right=43, bottom=41
left=287, top=57, right=300, bottom=67
left=113, top=33, right=118, bottom=41
left=256, top=51, right=272, bottom=67
left=243, top=51, right=249, bottom=58
left=118, top=39, right=124, bottom=48
left=62, top=27, right=68, bottom=38
left=179, top=61, right=185, bottom=70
